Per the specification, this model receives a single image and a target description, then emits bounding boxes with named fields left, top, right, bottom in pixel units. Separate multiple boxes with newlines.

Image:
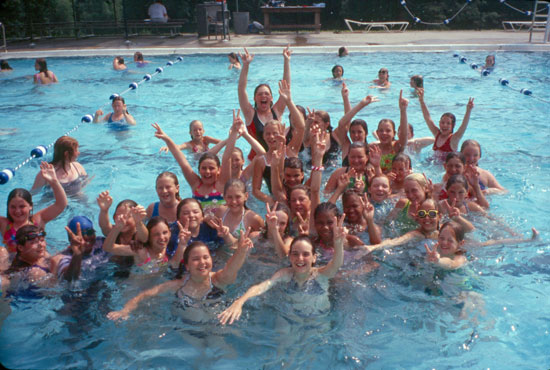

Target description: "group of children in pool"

left=0, top=46, right=537, bottom=327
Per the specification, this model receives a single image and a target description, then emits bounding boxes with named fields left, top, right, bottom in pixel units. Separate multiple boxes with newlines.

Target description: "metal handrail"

left=0, top=22, right=6, bottom=52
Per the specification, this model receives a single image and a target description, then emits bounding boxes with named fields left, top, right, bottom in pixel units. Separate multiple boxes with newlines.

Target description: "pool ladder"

left=529, top=0, right=550, bottom=43
left=0, top=22, right=6, bottom=52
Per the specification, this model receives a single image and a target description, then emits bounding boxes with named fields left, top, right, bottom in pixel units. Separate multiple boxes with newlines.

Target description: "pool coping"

left=2, top=43, right=550, bottom=59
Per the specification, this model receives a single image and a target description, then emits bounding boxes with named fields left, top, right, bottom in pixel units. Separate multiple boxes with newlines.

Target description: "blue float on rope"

left=129, top=82, right=138, bottom=90
left=520, top=88, right=532, bottom=96
left=81, top=114, right=93, bottom=123
left=110, top=94, right=119, bottom=100
left=177, top=56, right=184, bottom=61
left=30, top=145, right=48, bottom=158
left=414, top=17, right=421, bottom=23
left=156, top=67, right=163, bottom=73
left=0, top=169, right=14, bottom=185
left=452, top=53, right=460, bottom=57
left=481, top=69, right=490, bottom=76
left=470, top=63, right=478, bottom=70
left=499, top=78, right=509, bottom=86
left=166, top=61, right=173, bottom=66
left=459, top=56, right=467, bottom=63
left=143, top=74, right=152, bottom=81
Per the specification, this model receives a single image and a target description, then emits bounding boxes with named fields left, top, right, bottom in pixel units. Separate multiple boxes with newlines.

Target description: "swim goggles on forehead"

left=24, top=231, right=46, bottom=242
left=416, top=210, right=438, bottom=219
left=81, top=229, right=96, bottom=236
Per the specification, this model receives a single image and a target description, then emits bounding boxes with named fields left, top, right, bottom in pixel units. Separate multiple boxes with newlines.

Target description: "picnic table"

left=261, top=6, right=322, bottom=34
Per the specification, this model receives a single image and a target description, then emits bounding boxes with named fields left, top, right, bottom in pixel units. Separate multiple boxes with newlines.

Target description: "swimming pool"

left=0, top=51, right=549, bottom=368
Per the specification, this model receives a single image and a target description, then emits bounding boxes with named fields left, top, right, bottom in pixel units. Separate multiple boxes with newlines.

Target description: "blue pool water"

left=0, top=51, right=549, bottom=368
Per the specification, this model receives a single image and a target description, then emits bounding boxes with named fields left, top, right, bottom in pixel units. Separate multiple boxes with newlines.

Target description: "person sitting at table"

left=148, top=0, right=169, bottom=23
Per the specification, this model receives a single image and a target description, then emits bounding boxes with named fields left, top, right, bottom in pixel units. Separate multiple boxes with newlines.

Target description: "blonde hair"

left=404, top=173, right=432, bottom=198
left=264, top=120, right=285, bottom=135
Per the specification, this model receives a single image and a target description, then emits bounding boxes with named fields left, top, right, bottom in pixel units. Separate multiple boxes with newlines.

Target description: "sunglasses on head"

left=417, top=210, right=438, bottom=219
left=24, top=231, right=46, bottom=242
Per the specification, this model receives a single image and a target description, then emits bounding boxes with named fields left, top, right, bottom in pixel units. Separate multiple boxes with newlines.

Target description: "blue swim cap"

left=68, top=216, right=94, bottom=233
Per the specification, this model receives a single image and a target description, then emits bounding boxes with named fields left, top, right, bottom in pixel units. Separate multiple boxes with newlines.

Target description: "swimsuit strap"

left=30, top=264, right=50, bottom=273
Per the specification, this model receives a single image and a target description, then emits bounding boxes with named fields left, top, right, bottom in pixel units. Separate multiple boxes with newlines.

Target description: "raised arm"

left=33, top=162, right=68, bottom=226
left=334, top=93, right=378, bottom=147
left=450, top=97, right=474, bottom=150
left=218, top=268, right=291, bottom=325
left=319, top=215, right=345, bottom=278
left=153, top=123, right=201, bottom=190
left=270, top=143, right=287, bottom=203
left=272, top=46, right=292, bottom=116
left=170, top=220, right=191, bottom=269
left=397, top=90, right=409, bottom=151
left=102, top=214, right=136, bottom=256
left=220, top=110, right=243, bottom=186
left=279, top=80, right=304, bottom=157
left=308, top=131, right=327, bottom=232
left=96, top=190, right=113, bottom=236
left=464, top=165, right=489, bottom=209
left=266, top=202, right=289, bottom=257
left=416, top=88, right=439, bottom=137
left=237, top=48, right=256, bottom=124
left=362, top=230, right=421, bottom=253
left=59, top=223, right=86, bottom=282
left=206, top=139, right=227, bottom=156
left=342, top=82, right=351, bottom=114
left=213, top=228, right=253, bottom=288
left=252, top=157, right=274, bottom=204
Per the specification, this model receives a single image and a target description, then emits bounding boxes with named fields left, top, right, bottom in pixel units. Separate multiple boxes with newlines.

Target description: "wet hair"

left=156, top=172, right=181, bottom=201
left=460, top=139, right=482, bottom=159
left=177, top=198, right=204, bottom=220
left=232, top=147, right=244, bottom=162
left=112, top=96, right=126, bottom=105
left=289, top=235, right=316, bottom=256
left=379, top=68, right=389, bottom=79
left=410, top=75, right=423, bottom=88
left=338, top=46, right=347, bottom=57
left=35, top=58, right=51, bottom=78
left=284, top=157, right=304, bottom=172
left=440, top=112, right=457, bottom=130
left=404, top=173, right=431, bottom=198
left=342, top=189, right=362, bottom=205
left=314, top=110, right=333, bottom=133
left=253, top=83, right=273, bottom=109
left=51, top=136, right=79, bottom=174
left=115, top=56, right=125, bottom=64
left=224, top=178, right=247, bottom=195
left=392, top=153, right=412, bottom=170
left=264, top=119, right=285, bottom=137
left=349, top=119, right=368, bottom=142
left=134, top=52, right=144, bottom=61
left=1, top=60, right=12, bottom=70
left=369, top=174, right=391, bottom=189
left=440, top=221, right=465, bottom=243
left=445, top=152, right=466, bottom=165
left=198, top=152, right=221, bottom=170
left=349, top=141, right=369, bottom=157
left=182, top=241, right=210, bottom=268
left=262, top=202, right=291, bottom=239
left=6, top=225, right=43, bottom=273
left=446, top=174, right=469, bottom=192
left=407, top=123, right=414, bottom=137
left=314, top=202, right=341, bottom=221
left=332, top=64, right=344, bottom=77
left=6, top=188, right=33, bottom=222
left=228, top=52, right=239, bottom=62
left=145, top=216, right=170, bottom=247
left=377, top=118, right=396, bottom=137
left=288, top=184, right=310, bottom=202
left=189, top=120, right=203, bottom=136
left=419, top=198, right=437, bottom=211
left=113, top=199, right=138, bottom=220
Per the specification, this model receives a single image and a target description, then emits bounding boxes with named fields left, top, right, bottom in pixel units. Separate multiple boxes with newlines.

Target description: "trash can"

left=233, top=12, right=249, bottom=34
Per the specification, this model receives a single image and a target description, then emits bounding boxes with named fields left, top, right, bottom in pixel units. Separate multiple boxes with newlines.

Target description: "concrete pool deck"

left=2, top=29, right=550, bottom=58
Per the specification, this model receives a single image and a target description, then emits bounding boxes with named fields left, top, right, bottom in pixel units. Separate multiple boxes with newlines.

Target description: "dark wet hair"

left=349, top=119, right=368, bottom=141
left=51, top=136, right=79, bottom=174
left=228, top=52, right=239, bottom=62
left=445, top=152, right=466, bottom=165
left=410, top=75, right=423, bottom=88
left=113, top=199, right=138, bottom=220
left=6, top=225, right=43, bottom=273
left=349, top=141, right=369, bottom=157
left=183, top=241, right=210, bottom=267
left=253, top=83, right=273, bottom=109
left=408, top=123, right=414, bottom=137
left=7, top=188, right=33, bottom=222
left=289, top=235, right=316, bottom=256
left=338, top=46, right=347, bottom=57
left=198, top=152, right=221, bottom=170
left=377, top=118, right=396, bottom=137
left=332, top=64, right=344, bottom=77
left=115, top=56, right=125, bottom=65
left=284, top=157, right=304, bottom=172
left=440, top=221, right=465, bottom=243
left=342, top=189, right=361, bottom=204
left=1, top=60, right=12, bottom=70
left=145, top=216, right=170, bottom=248
left=314, top=202, right=341, bottom=221
left=445, top=174, right=469, bottom=191
left=392, top=153, right=412, bottom=170
left=156, top=171, right=181, bottom=201
left=460, top=139, right=482, bottom=158
left=441, top=112, right=457, bottom=130
left=35, top=58, right=52, bottom=78
left=177, top=198, right=204, bottom=220
left=134, top=52, right=144, bottom=61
